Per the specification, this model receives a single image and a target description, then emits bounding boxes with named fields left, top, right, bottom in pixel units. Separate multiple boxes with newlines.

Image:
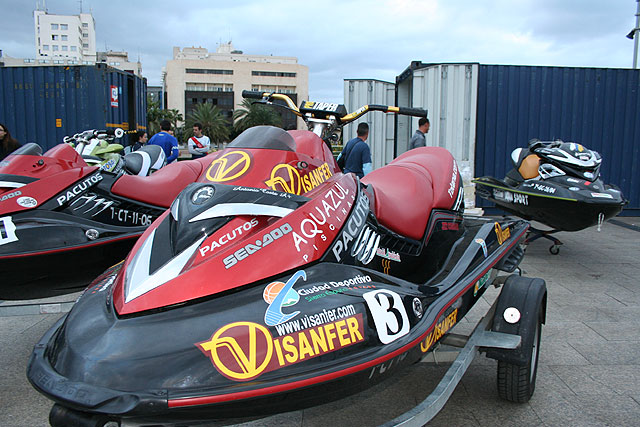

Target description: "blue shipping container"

left=0, top=64, right=147, bottom=151
left=475, top=65, right=640, bottom=215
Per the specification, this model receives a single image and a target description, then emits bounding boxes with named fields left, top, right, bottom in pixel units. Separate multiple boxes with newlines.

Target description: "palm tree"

left=146, top=96, right=183, bottom=136
left=184, top=102, right=231, bottom=150
left=232, top=99, right=283, bottom=134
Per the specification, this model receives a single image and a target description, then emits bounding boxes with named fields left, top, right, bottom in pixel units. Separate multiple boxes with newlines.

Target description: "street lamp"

left=628, top=0, right=640, bottom=69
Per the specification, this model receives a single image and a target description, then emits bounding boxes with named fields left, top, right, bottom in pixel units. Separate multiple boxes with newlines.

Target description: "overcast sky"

left=2, top=0, right=638, bottom=104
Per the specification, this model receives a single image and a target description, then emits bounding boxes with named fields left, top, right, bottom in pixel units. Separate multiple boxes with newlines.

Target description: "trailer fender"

left=484, top=275, right=547, bottom=366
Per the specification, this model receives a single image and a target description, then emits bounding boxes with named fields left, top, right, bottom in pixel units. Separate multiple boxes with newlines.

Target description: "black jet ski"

left=28, top=92, right=538, bottom=426
left=474, top=139, right=625, bottom=253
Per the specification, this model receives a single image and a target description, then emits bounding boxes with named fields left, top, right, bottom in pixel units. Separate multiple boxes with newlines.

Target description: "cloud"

left=1, top=0, right=635, bottom=104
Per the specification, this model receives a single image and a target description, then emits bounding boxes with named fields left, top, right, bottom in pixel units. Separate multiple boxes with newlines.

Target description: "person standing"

left=0, top=123, right=20, bottom=160
left=188, top=123, right=211, bottom=159
left=409, top=117, right=430, bottom=150
left=147, top=120, right=179, bottom=163
left=338, top=122, right=372, bottom=178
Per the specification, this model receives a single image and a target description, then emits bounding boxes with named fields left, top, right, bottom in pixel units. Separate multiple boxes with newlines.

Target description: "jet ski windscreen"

left=228, top=126, right=296, bottom=151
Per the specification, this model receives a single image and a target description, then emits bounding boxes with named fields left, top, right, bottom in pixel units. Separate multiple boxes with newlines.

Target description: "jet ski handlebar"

left=241, top=90, right=428, bottom=124
left=63, top=128, right=125, bottom=144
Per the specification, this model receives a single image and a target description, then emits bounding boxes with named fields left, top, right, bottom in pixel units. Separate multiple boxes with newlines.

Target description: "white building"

left=0, top=8, right=141, bottom=77
left=33, top=9, right=96, bottom=63
left=164, top=43, right=308, bottom=129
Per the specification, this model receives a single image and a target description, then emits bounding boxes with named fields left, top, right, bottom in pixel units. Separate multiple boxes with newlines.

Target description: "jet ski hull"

left=28, top=217, right=528, bottom=425
left=474, top=176, right=625, bottom=231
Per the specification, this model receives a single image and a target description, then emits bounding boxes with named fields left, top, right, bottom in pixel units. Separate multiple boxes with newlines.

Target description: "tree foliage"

left=146, top=96, right=183, bottom=136
left=232, top=99, right=283, bottom=134
left=183, top=103, right=231, bottom=149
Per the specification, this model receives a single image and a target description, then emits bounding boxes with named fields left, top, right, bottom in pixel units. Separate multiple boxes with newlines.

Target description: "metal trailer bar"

left=381, top=298, right=521, bottom=427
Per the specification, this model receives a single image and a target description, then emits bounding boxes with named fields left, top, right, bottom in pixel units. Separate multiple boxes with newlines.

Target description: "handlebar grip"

left=242, top=90, right=265, bottom=99
left=396, top=107, right=428, bottom=118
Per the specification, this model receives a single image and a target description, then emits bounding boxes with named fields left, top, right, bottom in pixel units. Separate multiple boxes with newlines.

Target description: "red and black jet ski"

left=473, top=139, right=626, bottom=253
left=0, top=130, right=209, bottom=299
left=28, top=92, right=535, bottom=426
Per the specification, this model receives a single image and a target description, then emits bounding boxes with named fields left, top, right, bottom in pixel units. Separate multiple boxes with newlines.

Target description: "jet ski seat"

left=505, top=147, right=540, bottom=185
left=361, top=147, right=459, bottom=241
left=111, top=160, right=204, bottom=207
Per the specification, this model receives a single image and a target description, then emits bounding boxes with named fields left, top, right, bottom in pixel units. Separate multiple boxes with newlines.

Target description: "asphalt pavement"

left=1, top=216, right=639, bottom=427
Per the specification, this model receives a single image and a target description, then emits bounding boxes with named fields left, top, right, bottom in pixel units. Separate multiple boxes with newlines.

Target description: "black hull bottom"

left=474, top=177, right=625, bottom=231
left=492, top=198, right=622, bottom=231
left=0, top=237, right=137, bottom=300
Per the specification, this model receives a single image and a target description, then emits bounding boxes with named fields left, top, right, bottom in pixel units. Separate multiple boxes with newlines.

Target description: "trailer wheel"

left=496, top=310, right=542, bottom=403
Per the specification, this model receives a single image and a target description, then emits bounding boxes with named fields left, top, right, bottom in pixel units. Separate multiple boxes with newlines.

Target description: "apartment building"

left=164, top=43, right=308, bottom=129
left=0, top=8, right=141, bottom=77
left=34, top=9, right=96, bottom=63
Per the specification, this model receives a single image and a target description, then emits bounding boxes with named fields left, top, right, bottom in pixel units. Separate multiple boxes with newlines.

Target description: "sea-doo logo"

left=447, top=161, right=458, bottom=198
left=420, top=309, right=458, bottom=352
left=200, top=218, right=259, bottom=257
left=222, top=223, right=292, bottom=269
left=0, top=190, right=21, bottom=203
left=197, top=314, right=365, bottom=381
left=265, top=162, right=332, bottom=195
left=17, top=196, right=37, bottom=208
left=56, top=174, right=103, bottom=206
left=205, top=151, right=251, bottom=182
left=192, top=186, right=215, bottom=204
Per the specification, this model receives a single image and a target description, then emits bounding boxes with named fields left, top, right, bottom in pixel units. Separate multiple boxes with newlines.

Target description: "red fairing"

left=0, top=144, right=88, bottom=180
left=113, top=174, right=357, bottom=315
left=111, top=159, right=205, bottom=207
left=362, top=147, right=460, bottom=240
left=288, top=130, right=340, bottom=174
left=194, top=148, right=337, bottom=196
left=0, top=146, right=97, bottom=214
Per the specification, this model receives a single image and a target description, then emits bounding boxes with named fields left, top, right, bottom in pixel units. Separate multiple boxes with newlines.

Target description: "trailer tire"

left=496, top=308, right=542, bottom=403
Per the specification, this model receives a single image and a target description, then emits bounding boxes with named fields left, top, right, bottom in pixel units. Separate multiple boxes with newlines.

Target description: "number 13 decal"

left=363, top=289, right=409, bottom=344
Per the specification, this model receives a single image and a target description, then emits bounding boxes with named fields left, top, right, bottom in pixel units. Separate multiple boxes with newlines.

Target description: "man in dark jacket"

left=409, top=117, right=430, bottom=150
left=338, top=122, right=372, bottom=178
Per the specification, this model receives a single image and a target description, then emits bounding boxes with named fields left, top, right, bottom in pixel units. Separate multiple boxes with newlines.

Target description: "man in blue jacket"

left=147, top=119, right=179, bottom=163
left=338, top=122, right=372, bottom=178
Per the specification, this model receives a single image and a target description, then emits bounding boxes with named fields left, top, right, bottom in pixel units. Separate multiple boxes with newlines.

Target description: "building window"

left=82, top=61, right=93, bottom=65
left=52, top=35, right=58, bottom=40
left=43, top=45, right=49, bottom=50
left=24, top=59, right=35, bottom=63
left=61, top=35, right=68, bottom=41
left=39, top=59, right=49, bottom=64
left=62, top=46, right=68, bottom=51
left=109, top=62, right=120, bottom=66
left=252, top=71, right=296, bottom=77
left=192, top=98, right=198, bottom=104
left=52, top=45, right=59, bottom=51
left=53, top=60, right=64, bottom=64
left=51, top=23, right=58, bottom=30
left=185, top=68, right=233, bottom=75
left=82, top=32, right=89, bottom=38
left=82, top=43, right=89, bottom=48
left=70, top=46, right=77, bottom=51
left=82, top=23, right=88, bottom=28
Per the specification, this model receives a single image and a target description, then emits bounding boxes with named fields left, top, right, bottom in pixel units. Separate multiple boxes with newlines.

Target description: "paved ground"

left=1, top=217, right=639, bottom=427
